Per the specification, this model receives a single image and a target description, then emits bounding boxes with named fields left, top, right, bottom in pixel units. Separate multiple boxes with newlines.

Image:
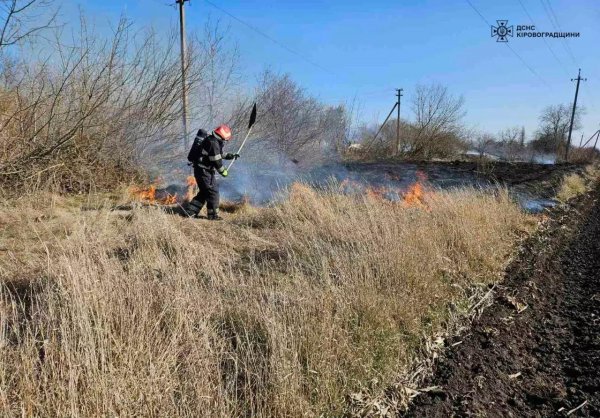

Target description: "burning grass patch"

left=0, top=184, right=533, bottom=416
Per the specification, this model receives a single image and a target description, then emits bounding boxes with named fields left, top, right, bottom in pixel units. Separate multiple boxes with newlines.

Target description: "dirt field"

left=406, top=186, right=600, bottom=417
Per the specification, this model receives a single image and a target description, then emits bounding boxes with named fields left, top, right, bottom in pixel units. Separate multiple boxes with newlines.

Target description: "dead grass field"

left=0, top=184, right=533, bottom=416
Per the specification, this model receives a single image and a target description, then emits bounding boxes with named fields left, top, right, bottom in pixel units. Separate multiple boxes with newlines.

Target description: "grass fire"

left=0, top=181, right=535, bottom=416
left=1, top=1, right=599, bottom=417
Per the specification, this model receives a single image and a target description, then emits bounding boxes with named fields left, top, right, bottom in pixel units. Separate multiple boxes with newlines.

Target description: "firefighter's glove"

left=224, top=153, right=240, bottom=160
left=220, top=169, right=229, bottom=177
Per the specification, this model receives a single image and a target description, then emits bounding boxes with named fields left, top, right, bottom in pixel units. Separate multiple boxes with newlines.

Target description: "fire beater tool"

left=228, top=103, right=257, bottom=171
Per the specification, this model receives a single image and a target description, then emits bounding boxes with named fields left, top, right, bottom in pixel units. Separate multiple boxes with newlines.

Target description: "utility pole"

left=177, top=0, right=190, bottom=151
left=566, top=68, right=586, bottom=161
left=395, top=88, right=403, bottom=156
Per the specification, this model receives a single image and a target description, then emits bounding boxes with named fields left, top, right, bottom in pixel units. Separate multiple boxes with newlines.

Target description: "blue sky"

left=68, top=0, right=599, bottom=141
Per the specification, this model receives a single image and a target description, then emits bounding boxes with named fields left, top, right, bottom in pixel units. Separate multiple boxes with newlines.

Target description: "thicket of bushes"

left=0, top=2, right=350, bottom=196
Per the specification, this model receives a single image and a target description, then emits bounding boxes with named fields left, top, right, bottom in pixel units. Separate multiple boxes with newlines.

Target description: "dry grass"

left=0, top=184, right=532, bottom=416
left=556, top=164, right=600, bottom=202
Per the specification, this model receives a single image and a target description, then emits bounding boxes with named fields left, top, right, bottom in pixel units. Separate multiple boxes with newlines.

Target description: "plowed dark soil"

left=406, top=187, right=600, bottom=417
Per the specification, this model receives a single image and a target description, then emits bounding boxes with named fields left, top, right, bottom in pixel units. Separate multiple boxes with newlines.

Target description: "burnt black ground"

left=406, top=187, right=600, bottom=417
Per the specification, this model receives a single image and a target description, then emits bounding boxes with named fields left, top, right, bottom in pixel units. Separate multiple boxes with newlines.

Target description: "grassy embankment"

left=0, top=183, right=534, bottom=416
left=556, top=165, right=600, bottom=202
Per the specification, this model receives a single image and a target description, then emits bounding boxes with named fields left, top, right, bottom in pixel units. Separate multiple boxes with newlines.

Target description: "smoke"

left=150, top=137, right=556, bottom=215
left=530, top=153, right=557, bottom=164
left=220, top=143, right=490, bottom=204
left=466, top=145, right=558, bottom=165
left=220, top=140, right=301, bottom=203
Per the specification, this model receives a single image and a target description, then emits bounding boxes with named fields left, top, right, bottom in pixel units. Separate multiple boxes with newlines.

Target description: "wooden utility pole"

left=566, top=68, right=586, bottom=161
left=395, top=88, right=403, bottom=156
left=177, top=0, right=190, bottom=150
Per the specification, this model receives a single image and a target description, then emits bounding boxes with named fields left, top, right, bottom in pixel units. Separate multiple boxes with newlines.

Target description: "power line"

left=465, top=0, right=491, bottom=25
left=539, top=0, right=578, bottom=65
left=159, top=0, right=390, bottom=105
left=150, top=0, right=176, bottom=9
left=464, top=0, right=550, bottom=88
left=545, top=0, right=578, bottom=64
left=505, top=43, right=551, bottom=88
left=516, top=0, right=569, bottom=77
left=202, top=0, right=336, bottom=76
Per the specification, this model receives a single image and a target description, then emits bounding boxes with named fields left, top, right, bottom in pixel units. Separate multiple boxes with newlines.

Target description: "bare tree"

left=0, top=0, right=56, bottom=49
left=498, top=126, right=522, bottom=161
left=498, top=126, right=520, bottom=144
left=473, top=132, right=496, bottom=158
left=193, top=18, right=239, bottom=128
left=243, top=71, right=348, bottom=165
left=409, top=83, right=466, bottom=158
left=519, top=126, right=526, bottom=146
left=532, top=103, right=583, bottom=153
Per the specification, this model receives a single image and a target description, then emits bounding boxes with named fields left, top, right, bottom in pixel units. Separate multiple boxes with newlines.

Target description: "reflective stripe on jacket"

left=194, top=134, right=226, bottom=173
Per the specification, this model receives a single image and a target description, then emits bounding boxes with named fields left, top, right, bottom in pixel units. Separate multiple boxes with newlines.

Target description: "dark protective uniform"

left=187, top=130, right=234, bottom=219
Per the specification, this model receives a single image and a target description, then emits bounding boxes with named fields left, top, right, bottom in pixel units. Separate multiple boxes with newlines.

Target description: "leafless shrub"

left=0, top=0, right=57, bottom=49
left=236, top=71, right=350, bottom=166
left=472, top=132, right=496, bottom=158
left=408, top=83, right=466, bottom=158
left=0, top=14, right=211, bottom=193
left=531, top=103, right=583, bottom=155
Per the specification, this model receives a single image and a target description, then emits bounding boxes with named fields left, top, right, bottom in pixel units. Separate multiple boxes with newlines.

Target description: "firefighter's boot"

left=186, top=199, right=204, bottom=218
left=207, top=208, right=222, bottom=221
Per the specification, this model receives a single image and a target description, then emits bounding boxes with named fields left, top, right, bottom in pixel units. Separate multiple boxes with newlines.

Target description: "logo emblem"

left=491, top=20, right=513, bottom=42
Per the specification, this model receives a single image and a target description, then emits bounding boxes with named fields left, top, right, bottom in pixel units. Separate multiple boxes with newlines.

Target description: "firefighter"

left=186, top=125, right=239, bottom=220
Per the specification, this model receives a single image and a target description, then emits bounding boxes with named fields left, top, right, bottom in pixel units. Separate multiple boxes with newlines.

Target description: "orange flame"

left=401, top=171, right=430, bottom=210
left=356, top=169, right=432, bottom=210
left=130, top=175, right=198, bottom=205
left=130, top=183, right=178, bottom=205
left=402, top=182, right=426, bottom=208
left=366, top=185, right=390, bottom=200
left=134, top=184, right=157, bottom=202
left=185, top=175, right=197, bottom=202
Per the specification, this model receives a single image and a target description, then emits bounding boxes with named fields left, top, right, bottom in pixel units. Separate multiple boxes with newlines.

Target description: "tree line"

left=352, top=83, right=594, bottom=163
left=1, top=0, right=596, bottom=196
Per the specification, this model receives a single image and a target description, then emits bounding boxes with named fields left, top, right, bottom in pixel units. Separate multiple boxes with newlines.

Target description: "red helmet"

left=214, top=124, right=232, bottom=141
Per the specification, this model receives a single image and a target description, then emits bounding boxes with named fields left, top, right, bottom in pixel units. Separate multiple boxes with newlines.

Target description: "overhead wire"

left=202, top=0, right=336, bottom=76
left=539, top=0, right=578, bottom=65
left=545, top=0, right=578, bottom=64
left=201, top=0, right=404, bottom=106
left=152, top=0, right=177, bottom=9
left=464, top=0, right=550, bottom=88
left=516, top=0, right=569, bottom=77
left=157, top=0, right=397, bottom=107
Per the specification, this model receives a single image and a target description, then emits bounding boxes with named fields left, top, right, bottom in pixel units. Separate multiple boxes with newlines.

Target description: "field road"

left=406, top=187, right=600, bottom=417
